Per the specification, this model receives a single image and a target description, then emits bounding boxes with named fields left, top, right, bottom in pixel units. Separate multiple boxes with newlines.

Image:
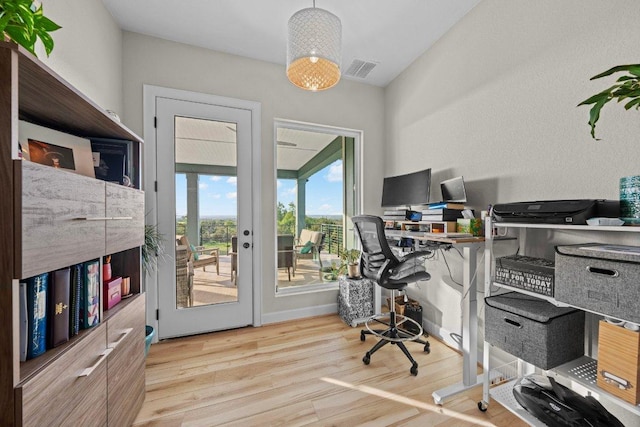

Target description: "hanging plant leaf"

left=579, top=64, right=640, bottom=139
left=0, top=0, right=61, bottom=57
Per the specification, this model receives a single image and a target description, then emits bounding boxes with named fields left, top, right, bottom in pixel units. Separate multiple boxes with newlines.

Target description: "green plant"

left=578, top=64, right=640, bottom=139
left=321, top=260, right=342, bottom=281
left=340, top=248, right=361, bottom=266
left=142, top=224, right=166, bottom=273
left=0, top=0, right=61, bottom=56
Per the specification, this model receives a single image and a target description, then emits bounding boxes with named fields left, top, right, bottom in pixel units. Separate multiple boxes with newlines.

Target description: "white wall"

left=384, top=0, right=640, bottom=342
left=121, top=32, right=385, bottom=320
left=41, top=0, right=123, bottom=115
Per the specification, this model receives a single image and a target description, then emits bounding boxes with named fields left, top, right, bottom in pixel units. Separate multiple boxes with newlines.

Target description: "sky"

left=176, top=159, right=343, bottom=217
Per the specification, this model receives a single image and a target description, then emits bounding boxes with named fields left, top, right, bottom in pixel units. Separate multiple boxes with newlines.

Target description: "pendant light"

left=286, top=1, right=342, bottom=91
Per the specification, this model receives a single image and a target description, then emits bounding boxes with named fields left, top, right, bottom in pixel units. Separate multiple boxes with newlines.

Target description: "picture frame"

left=90, top=138, right=133, bottom=186
left=19, top=121, right=96, bottom=179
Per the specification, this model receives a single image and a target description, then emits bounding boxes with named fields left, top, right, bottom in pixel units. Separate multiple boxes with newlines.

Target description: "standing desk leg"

left=432, top=242, right=483, bottom=405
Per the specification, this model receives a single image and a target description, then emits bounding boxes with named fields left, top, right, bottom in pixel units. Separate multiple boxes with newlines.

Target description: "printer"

left=491, top=199, right=620, bottom=225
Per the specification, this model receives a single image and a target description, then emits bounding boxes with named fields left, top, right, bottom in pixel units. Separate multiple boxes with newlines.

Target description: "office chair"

left=352, top=215, right=432, bottom=376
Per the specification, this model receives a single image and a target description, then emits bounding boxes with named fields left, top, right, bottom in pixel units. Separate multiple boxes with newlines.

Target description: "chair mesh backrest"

left=352, top=215, right=400, bottom=281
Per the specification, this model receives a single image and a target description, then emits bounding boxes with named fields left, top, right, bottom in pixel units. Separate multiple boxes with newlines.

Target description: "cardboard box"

left=103, top=276, right=122, bottom=310
left=456, top=218, right=483, bottom=236
left=598, top=320, right=640, bottom=405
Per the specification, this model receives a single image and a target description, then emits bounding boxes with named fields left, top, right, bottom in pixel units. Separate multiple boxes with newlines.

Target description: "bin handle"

left=600, top=370, right=630, bottom=390
left=586, top=266, right=619, bottom=277
left=504, top=318, right=522, bottom=328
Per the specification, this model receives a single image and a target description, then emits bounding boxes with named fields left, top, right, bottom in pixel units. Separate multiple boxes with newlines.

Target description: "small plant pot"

left=145, top=325, right=155, bottom=357
left=347, top=264, right=360, bottom=278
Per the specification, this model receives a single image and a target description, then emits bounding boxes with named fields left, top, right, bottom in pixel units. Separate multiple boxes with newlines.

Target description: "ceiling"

left=110, top=0, right=480, bottom=170
left=175, top=118, right=336, bottom=172
left=101, top=0, right=481, bottom=88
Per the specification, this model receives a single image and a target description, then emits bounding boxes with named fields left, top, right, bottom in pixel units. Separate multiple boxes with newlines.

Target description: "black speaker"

left=403, top=303, right=423, bottom=335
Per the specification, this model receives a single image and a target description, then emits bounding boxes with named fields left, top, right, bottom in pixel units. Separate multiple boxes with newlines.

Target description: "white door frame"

left=143, top=85, right=262, bottom=340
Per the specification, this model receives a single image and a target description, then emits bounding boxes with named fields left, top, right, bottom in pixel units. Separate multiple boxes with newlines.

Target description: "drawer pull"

left=586, top=266, right=619, bottom=277
left=78, top=348, right=112, bottom=377
left=601, top=370, right=630, bottom=390
left=504, top=318, right=522, bottom=328
left=108, top=328, right=133, bottom=349
left=75, top=216, right=133, bottom=221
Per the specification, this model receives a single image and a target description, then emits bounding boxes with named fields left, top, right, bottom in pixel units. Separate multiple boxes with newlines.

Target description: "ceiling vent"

left=344, top=59, right=378, bottom=79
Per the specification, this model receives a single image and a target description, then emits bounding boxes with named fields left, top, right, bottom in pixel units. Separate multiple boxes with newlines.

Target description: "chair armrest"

left=375, top=259, right=394, bottom=284
left=398, top=249, right=432, bottom=263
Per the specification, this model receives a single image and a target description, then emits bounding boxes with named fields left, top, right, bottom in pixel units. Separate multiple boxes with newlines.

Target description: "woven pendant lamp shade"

left=287, top=6, right=342, bottom=91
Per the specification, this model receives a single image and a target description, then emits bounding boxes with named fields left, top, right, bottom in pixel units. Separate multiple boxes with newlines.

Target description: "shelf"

left=553, top=356, right=640, bottom=416
left=1, top=41, right=142, bottom=143
left=20, top=293, right=143, bottom=383
left=490, top=379, right=547, bottom=427
left=491, top=282, right=569, bottom=306
left=493, top=222, right=640, bottom=232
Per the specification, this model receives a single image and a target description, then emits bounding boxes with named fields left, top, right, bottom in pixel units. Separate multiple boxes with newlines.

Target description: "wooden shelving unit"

left=1, top=41, right=146, bottom=426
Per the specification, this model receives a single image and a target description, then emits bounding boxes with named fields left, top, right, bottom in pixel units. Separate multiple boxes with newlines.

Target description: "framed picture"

left=19, top=121, right=96, bottom=179
left=90, top=138, right=133, bottom=186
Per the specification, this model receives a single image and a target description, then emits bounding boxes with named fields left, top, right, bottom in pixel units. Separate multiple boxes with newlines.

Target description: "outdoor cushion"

left=300, top=241, right=313, bottom=254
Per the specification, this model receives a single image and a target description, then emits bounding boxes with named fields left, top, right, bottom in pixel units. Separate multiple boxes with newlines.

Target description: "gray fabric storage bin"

left=338, top=277, right=374, bottom=327
left=485, top=292, right=584, bottom=369
left=555, top=244, right=640, bottom=323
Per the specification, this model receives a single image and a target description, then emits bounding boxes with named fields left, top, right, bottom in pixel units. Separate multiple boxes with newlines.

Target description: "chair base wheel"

left=478, top=401, right=488, bottom=412
left=363, top=353, right=371, bottom=365
left=410, top=363, right=418, bottom=376
left=424, top=342, right=430, bottom=353
left=360, top=331, right=366, bottom=342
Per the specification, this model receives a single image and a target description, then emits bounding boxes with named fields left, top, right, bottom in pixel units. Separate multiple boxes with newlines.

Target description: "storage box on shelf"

left=598, top=320, right=640, bottom=405
left=485, top=292, right=584, bottom=370
left=0, top=41, right=145, bottom=426
left=555, top=243, right=640, bottom=324
left=480, top=218, right=640, bottom=423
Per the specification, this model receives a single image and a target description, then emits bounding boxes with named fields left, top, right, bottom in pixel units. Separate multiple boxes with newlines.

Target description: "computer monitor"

left=440, top=176, right=467, bottom=203
left=381, top=168, right=431, bottom=207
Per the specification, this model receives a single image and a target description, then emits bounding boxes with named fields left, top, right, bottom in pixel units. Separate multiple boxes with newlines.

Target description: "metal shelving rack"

left=479, top=218, right=640, bottom=421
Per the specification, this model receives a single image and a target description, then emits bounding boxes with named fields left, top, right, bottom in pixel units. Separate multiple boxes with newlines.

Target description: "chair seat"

left=382, top=271, right=431, bottom=290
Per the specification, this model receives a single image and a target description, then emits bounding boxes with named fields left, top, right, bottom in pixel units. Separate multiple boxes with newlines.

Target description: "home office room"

left=2, top=0, right=639, bottom=426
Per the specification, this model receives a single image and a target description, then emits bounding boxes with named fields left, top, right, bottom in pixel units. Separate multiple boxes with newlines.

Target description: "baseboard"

left=423, top=317, right=462, bottom=352
left=262, top=303, right=337, bottom=325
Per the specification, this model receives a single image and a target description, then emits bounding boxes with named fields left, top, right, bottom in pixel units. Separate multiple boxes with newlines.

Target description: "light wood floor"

left=134, top=315, right=527, bottom=427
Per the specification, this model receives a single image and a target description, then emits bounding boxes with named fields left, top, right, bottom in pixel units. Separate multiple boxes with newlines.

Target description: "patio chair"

left=175, top=244, right=193, bottom=307
left=278, top=234, right=295, bottom=281
left=294, top=229, right=325, bottom=270
left=178, top=235, right=219, bottom=275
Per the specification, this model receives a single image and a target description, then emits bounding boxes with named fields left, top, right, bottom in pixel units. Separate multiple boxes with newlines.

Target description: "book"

left=81, top=260, right=100, bottom=329
left=26, top=273, right=48, bottom=359
left=427, top=202, right=465, bottom=210
left=19, top=281, right=28, bottom=362
left=69, top=263, right=82, bottom=337
left=48, top=267, right=71, bottom=348
left=422, top=212, right=464, bottom=221
left=421, top=207, right=465, bottom=215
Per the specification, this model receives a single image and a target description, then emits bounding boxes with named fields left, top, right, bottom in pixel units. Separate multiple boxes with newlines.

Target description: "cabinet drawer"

left=107, top=294, right=146, bottom=426
left=17, top=323, right=108, bottom=427
left=105, top=183, right=144, bottom=254
left=18, top=162, right=106, bottom=278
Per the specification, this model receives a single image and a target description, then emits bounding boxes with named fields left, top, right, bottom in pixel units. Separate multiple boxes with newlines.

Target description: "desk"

left=385, top=230, right=484, bottom=404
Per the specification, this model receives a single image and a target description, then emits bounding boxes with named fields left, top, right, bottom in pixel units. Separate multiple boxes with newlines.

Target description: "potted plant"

left=340, top=248, right=361, bottom=278
left=321, top=260, right=342, bottom=282
left=142, top=224, right=166, bottom=273
left=0, top=0, right=61, bottom=57
left=578, top=64, right=640, bottom=139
